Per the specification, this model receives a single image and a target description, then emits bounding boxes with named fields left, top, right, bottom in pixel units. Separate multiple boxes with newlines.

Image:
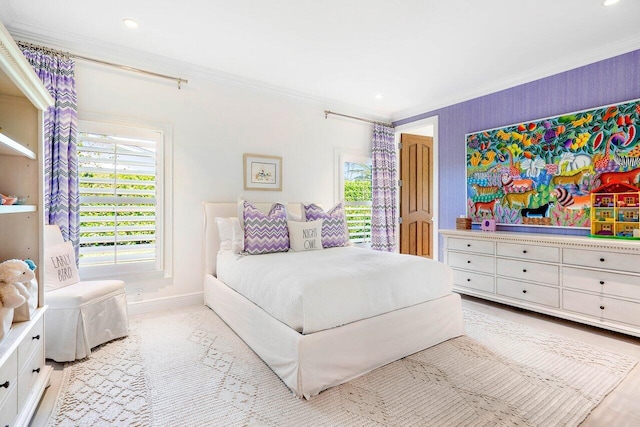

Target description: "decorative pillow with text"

left=44, top=241, right=80, bottom=291
left=288, top=220, right=323, bottom=251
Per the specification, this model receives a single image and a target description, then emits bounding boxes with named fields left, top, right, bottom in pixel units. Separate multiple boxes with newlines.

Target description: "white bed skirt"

left=205, top=273, right=464, bottom=399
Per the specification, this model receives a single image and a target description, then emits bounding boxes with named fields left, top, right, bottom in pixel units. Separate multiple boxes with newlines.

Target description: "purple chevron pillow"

left=302, top=202, right=350, bottom=248
left=242, top=201, right=290, bottom=254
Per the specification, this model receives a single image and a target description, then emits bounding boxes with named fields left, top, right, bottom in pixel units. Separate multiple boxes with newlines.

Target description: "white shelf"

left=0, top=132, right=36, bottom=159
left=0, top=205, right=36, bottom=214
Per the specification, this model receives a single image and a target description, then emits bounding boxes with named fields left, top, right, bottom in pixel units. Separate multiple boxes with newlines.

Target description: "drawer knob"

left=467, top=278, right=471, bottom=282
left=600, top=305, right=605, bottom=310
left=599, top=280, right=605, bottom=285
left=0, top=381, right=8, bottom=389
left=600, top=258, right=605, bottom=262
left=467, top=244, right=471, bottom=247
left=467, top=260, right=471, bottom=264
left=522, top=269, right=527, bottom=273
left=32, top=334, right=40, bottom=340
left=522, top=289, right=527, bottom=294
left=522, top=250, right=527, bottom=254
left=32, top=368, right=40, bottom=374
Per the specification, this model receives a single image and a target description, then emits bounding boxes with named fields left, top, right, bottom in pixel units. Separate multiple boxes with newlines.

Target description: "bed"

left=203, top=202, right=464, bottom=399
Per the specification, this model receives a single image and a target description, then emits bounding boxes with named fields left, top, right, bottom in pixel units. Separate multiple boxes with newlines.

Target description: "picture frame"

left=243, top=153, right=282, bottom=191
left=465, top=98, right=640, bottom=229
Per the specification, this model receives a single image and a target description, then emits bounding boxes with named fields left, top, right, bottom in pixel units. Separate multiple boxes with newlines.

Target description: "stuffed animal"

left=0, top=259, right=35, bottom=309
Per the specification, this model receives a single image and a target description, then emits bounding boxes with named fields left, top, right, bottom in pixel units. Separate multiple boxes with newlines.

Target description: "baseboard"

left=127, top=292, right=204, bottom=316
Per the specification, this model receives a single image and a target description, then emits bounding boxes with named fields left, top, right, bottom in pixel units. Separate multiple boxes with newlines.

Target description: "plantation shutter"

left=77, top=130, right=158, bottom=268
left=343, top=158, right=372, bottom=244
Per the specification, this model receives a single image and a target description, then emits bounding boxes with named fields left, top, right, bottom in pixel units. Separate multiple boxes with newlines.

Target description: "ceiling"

left=1, top=0, right=639, bottom=121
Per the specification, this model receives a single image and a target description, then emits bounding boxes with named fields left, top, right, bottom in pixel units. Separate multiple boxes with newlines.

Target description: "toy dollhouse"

left=590, top=182, right=640, bottom=239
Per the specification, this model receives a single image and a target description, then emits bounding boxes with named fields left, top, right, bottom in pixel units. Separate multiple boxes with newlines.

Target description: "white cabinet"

left=441, top=229, right=640, bottom=337
left=0, top=20, right=54, bottom=426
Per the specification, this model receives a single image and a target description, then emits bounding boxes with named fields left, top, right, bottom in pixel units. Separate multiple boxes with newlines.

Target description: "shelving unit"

left=0, top=133, right=36, bottom=159
left=0, top=19, right=54, bottom=426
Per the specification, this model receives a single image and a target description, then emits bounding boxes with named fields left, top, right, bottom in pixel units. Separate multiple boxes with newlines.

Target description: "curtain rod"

left=324, top=110, right=394, bottom=128
left=17, top=41, right=188, bottom=89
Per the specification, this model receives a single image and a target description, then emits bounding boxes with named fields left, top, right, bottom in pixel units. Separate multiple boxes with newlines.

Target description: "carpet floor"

left=47, top=305, right=637, bottom=426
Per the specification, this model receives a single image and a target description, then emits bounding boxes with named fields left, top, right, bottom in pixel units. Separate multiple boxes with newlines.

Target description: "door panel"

left=400, top=134, right=433, bottom=258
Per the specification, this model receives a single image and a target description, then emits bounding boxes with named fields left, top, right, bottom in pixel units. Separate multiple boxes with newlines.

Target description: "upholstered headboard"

left=203, top=202, right=303, bottom=276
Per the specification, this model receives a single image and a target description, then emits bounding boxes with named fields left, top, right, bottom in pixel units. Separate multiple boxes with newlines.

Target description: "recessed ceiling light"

left=123, top=18, right=140, bottom=29
left=374, top=93, right=384, bottom=100
left=602, top=0, right=620, bottom=6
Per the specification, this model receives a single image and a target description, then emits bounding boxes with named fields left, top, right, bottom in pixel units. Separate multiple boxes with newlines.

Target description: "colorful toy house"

left=590, top=182, right=640, bottom=239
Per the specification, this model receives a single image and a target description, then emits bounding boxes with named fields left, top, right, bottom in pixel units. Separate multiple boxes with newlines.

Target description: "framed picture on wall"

left=465, top=98, right=640, bottom=229
left=243, top=153, right=282, bottom=191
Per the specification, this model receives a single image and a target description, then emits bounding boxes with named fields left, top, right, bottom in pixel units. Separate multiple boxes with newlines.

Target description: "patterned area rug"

left=47, top=306, right=637, bottom=426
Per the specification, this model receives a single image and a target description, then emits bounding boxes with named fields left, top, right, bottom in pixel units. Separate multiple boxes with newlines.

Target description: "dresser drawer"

left=496, top=242, right=559, bottom=263
left=0, top=382, right=17, bottom=427
left=452, top=270, right=495, bottom=294
left=447, top=252, right=494, bottom=274
left=497, top=278, right=560, bottom=307
left=446, top=237, right=495, bottom=255
left=0, top=350, right=17, bottom=407
left=562, top=267, right=640, bottom=300
left=18, top=340, right=43, bottom=412
left=563, top=289, right=640, bottom=327
left=496, top=258, right=559, bottom=285
left=17, top=316, right=43, bottom=372
left=563, top=248, right=640, bottom=274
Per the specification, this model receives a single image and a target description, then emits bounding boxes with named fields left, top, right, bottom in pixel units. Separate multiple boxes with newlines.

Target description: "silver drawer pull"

left=32, top=368, right=40, bottom=374
left=32, top=334, right=40, bottom=340
left=0, top=381, right=8, bottom=389
left=600, top=305, right=605, bottom=310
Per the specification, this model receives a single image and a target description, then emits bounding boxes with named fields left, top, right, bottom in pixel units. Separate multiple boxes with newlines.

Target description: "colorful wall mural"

left=466, top=98, right=640, bottom=228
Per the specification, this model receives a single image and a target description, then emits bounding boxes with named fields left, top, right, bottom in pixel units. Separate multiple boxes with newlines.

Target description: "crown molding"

left=8, top=16, right=637, bottom=126
left=5, top=22, right=393, bottom=123
left=392, top=34, right=640, bottom=123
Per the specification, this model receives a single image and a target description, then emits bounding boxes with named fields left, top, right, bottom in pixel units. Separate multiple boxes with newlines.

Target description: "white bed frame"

left=203, top=202, right=465, bottom=398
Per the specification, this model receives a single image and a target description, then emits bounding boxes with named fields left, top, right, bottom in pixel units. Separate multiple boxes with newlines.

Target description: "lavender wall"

left=395, top=49, right=640, bottom=253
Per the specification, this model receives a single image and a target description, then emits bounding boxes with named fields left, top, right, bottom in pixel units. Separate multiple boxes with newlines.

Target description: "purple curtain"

left=19, top=43, right=79, bottom=254
left=371, top=123, right=397, bottom=251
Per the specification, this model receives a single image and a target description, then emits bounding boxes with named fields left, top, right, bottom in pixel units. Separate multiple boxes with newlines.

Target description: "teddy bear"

left=0, top=259, right=34, bottom=309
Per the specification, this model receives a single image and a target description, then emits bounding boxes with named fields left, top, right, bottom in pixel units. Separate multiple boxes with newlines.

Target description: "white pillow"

left=287, top=220, right=323, bottom=251
left=215, top=217, right=242, bottom=253
left=44, top=241, right=80, bottom=291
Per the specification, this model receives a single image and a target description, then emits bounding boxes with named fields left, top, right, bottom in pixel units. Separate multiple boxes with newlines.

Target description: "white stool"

left=44, top=225, right=129, bottom=362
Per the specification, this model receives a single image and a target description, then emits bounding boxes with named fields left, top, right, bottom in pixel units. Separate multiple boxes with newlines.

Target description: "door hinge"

left=398, top=217, right=403, bottom=224
left=398, top=142, right=403, bottom=149
left=398, top=179, right=403, bottom=187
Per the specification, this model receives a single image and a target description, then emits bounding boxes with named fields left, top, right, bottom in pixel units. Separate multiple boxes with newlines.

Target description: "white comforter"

left=216, top=246, right=453, bottom=334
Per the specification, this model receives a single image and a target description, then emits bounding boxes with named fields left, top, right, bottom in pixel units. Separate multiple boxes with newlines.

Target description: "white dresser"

left=441, top=229, right=640, bottom=337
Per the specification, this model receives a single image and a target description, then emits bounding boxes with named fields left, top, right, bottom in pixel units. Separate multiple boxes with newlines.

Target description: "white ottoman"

left=45, top=279, right=129, bottom=362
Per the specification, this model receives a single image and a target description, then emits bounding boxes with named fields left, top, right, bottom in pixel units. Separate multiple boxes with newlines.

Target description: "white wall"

left=75, top=62, right=373, bottom=313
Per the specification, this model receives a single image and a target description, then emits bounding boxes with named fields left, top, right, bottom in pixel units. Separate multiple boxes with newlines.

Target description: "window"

left=337, top=151, right=372, bottom=245
left=77, top=121, right=170, bottom=277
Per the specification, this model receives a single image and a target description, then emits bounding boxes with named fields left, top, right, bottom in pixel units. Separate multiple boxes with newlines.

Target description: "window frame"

left=335, top=148, right=372, bottom=246
left=76, top=118, right=173, bottom=280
